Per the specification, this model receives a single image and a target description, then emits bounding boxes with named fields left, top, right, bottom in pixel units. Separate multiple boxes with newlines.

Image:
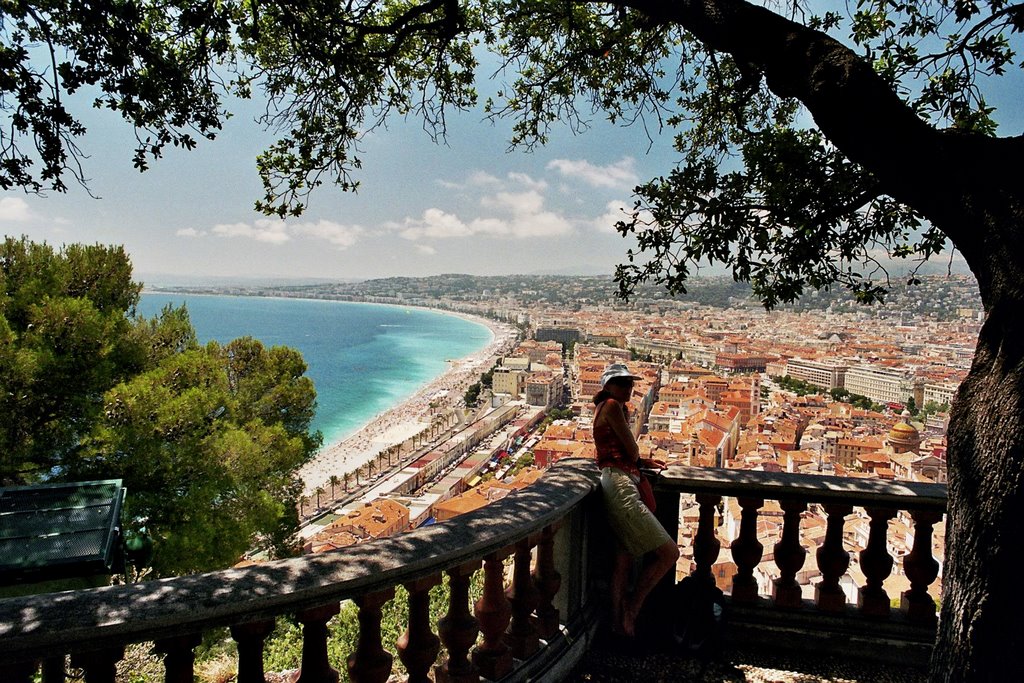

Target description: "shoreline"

left=296, top=310, right=519, bottom=497
left=141, top=289, right=521, bottom=498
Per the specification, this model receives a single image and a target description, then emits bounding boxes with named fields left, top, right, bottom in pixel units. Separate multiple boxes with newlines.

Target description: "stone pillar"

left=231, top=619, right=276, bottom=683
left=532, top=523, right=563, bottom=639
left=69, top=647, right=124, bottom=683
left=296, top=602, right=341, bottom=683
left=435, top=561, right=481, bottom=683
left=4, top=660, right=38, bottom=683
left=901, top=509, right=942, bottom=624
left=693, top=494, right=722, bottom=587
left=815, top=503, right=853, bottom=612
left=41, top=658, right=65, bottom=683
left=472, top=548, right=513, bottom=680
left=505, top=537, right=541, bottom=658
left=730, top=496, right=764, bottom=603
left=154, top=634, right=202, bottom=683
left=772, top=499, right=807, bottom=608
left=397, top=574, right=442, bottom=683
left=346, top=588, right=395, bottom=683
left=858, top=507, right=897, bottom=617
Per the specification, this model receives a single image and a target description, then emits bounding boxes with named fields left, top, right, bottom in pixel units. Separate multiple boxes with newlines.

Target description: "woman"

left=593, top=363, right=680, bottom=637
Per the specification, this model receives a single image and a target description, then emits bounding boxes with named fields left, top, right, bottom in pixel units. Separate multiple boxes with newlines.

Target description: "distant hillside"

left=152, top=272, right=981, bottom=319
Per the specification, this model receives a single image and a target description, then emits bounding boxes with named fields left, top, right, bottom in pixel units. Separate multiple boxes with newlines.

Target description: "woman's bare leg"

left=611, top=551, right=632, bottom=632
left=622, top=540, right=679, bottom=636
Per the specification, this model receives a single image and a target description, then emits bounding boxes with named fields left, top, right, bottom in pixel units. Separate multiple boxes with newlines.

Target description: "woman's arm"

left=604, top=399, right=641, bottom=462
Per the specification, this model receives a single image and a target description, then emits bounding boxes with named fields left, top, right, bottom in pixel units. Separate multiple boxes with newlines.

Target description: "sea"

left=137, top=293, right=493, bottom=447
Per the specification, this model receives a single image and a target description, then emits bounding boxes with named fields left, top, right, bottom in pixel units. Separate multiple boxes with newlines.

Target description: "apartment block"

left=526, top=371, right=561, bottom=408
left=785, top=358, right=848, bottom=390
left=715, top=352, right=770, bottom=372
left=535, top=326, right=581, bottom=346
left=492, top=366, right=527, bottom=398
left=923, top=381, right=957, bottom=407
left=844, top=365, right=920, bottom=405
left=834, top=437, right=885, bottom=469
left=515, top=339, right=563, bottom=364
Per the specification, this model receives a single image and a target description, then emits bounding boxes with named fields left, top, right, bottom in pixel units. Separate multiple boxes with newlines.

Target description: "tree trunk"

left=937, top=280, right=1024, bottom=681
left=615, top=0, right=1024, bottom=678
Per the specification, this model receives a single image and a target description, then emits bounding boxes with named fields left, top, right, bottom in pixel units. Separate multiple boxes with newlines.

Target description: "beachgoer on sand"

left=592, top=363, right=679, bottom=637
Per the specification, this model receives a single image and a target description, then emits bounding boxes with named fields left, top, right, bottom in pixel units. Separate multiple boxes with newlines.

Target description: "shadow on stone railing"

left=0, top=459, right=603, bottom=683
left=650, top=465, right=947, bottom=662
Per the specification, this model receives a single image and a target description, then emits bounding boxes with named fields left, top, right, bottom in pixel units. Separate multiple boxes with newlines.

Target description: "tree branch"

left=616, top=0, right=1024, bottom=280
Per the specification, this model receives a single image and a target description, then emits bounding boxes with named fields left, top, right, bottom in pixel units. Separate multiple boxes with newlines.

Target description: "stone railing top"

left=0, top=459, right=600, bottom=661
left=653, top=465, right=947, bottom=512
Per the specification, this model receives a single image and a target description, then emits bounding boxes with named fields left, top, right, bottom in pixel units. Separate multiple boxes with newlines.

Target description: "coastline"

left=297, top=309, right=519, bottom=497
left=141, top=289, right=520, bottom=499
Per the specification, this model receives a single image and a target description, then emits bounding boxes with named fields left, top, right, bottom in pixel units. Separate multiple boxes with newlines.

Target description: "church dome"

left=887, top=410, right=921, bottom=453
left=889, top=421, right=920, bottom=441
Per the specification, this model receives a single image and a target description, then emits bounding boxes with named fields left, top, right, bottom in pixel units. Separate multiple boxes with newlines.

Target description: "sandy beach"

left=298, top=311, right=519, bottom=498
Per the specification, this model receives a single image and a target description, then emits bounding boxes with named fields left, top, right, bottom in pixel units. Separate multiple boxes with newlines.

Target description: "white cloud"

left=291, top=220, right=364, bottom=249
left=467, top=171, right=502, bottom=186
left=176, top=227, right=204, bottom=238
left=592, top=200, right=653, bottom=233
left=210, top=218, right=364, bottom=249
left=433, top=170, right=507, bottom=192
left=436, top=170, right=544, bottom=195
left=547, top=157, right=639, bottom=189
left=0, top=197, right=34, bottom=223
left=394, top=166, right=581, bottom=244
left=592, top=200, right=631, bottom=233
left=507, top=172, right=548, bottom=191
left=416, top=244, right=437, bottom=255
left=212, top=221, right=280, bottom=242
left=481, top=190, right=546, bottom=216
left=498, top=210, right=573, bottom=238
left=396, top=208, right=473, bottom=240
left=396, top=184, right=573, bottom=241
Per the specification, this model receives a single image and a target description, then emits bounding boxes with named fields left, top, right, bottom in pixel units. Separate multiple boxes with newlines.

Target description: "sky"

left=1, top=13, right=1018, bottom=286
left=0, top=79, right=681, bottom=285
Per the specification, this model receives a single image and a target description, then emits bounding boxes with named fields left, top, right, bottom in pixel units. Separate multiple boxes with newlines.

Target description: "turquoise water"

left=137, top=294, right=493, bottom=446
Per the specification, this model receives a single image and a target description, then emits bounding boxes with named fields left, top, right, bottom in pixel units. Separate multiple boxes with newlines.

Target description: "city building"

left=306, top=498, right=410, bottom=553
left=844, top=364, right=921, bottom=406
left=784, top=358, right=849, bottom=390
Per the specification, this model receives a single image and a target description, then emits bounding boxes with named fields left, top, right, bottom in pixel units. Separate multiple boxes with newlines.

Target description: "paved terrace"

left=573, top=645, right=928, bottom=682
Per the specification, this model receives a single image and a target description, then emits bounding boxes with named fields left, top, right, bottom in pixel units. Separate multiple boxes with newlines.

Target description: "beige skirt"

left=600, top=466, right=673, bottom=557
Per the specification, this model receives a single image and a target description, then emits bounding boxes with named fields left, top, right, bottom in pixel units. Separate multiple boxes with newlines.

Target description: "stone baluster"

left=901, top=509, right=943, bottom=623
left=815, top=503, right=853, bottom=612
left=472, top=548, right=513, bottom=680
left=230, top=619, right=276, bottom=683
left=858, top=507, right=897, bottom=617
left=505, top=536, right=541, bottom=658
left=729, top=497, right=764, bottom=603
left=154, top=635, right=202, bottom=683
left=69, top=647, right=124, bottom=683
left=435, top=560, right=481, bottom=683
left=296, top=602, right=341, bottom=683
left=531, top=523, right=563, bottom=640
left=8, top=659, right=63, bottom=683
left=5, top=660, right=38, bottom=683
left=397, top=574, right=442, bottom=683
left=347, top=588, right=396, bottom=683
left=772, top=499, right=808, bottom=608
left=693, top=494, right=722, bottom=586
left=42, top=657, right=65, bottom=683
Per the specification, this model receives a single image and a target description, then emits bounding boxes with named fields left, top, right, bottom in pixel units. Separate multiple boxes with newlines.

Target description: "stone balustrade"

left=0, top=460, right=947, bottom=681
left=651, top=465, right=946, bottom=661
left=0, top=460, right=603, bottom=683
